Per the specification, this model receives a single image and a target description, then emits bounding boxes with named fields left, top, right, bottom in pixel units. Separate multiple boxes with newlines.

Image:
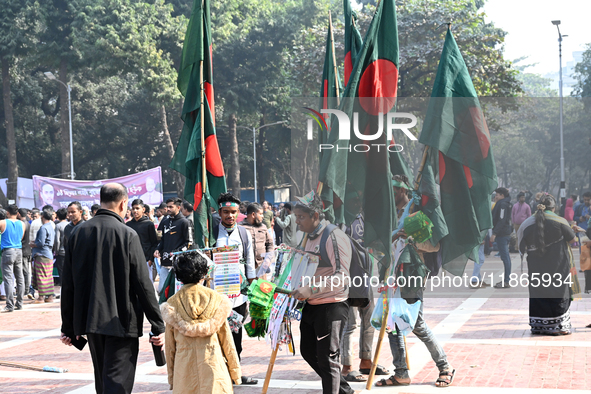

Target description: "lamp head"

left=44, top=72, right=56, bottom=80
left=551, top=20, right=561, bottom=26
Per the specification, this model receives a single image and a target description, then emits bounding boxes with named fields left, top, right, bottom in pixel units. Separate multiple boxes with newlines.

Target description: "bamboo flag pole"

left=366, top=146, right=430, bottom=390
left=262, top=345, right=279, bottom=394
left=262, top=236, right=310, bottom=394
left=328, top=11, right=340, bottom=105
left=200, top=1, right=209, bottom=247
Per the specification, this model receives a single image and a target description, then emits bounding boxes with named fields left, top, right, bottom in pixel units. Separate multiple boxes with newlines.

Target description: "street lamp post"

left=552, top=20, right=567, bottom=205
left=44, top=72, right=74, bottom=180
left=219, top=120, right=287, bottom=202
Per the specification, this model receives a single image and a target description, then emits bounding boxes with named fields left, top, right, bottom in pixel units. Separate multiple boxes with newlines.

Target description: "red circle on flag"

left=358, top=59, right=398, bottom=115
left=205, top=135, right=225, bottom=177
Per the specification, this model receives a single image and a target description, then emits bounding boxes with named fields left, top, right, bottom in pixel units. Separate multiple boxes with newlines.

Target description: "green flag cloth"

left=418, top=147, right=449, bottom=247
left=418, top=28, right=497, bottom=275
left=318, top=17, right=344, bottom=224
left=344, top=0, right=363, bottom=88
left=319, top=0, right=401, bottom=280
left=171, top=0, right=227, bottom=248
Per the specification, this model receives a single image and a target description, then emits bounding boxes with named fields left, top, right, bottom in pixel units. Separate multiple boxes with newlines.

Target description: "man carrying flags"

left=291, top=191, right=354, bottom=394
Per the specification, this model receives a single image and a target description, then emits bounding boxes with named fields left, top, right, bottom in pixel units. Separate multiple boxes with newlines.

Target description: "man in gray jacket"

left=275, top=203, right=297, bottom=247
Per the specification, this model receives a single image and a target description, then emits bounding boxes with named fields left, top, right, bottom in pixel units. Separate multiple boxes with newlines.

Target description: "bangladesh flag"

left=319, top=0, right=401, bottom=280
left=418, top=28, right=497, bottom=275
left=317, top=15, right=344, bottom=224
left=343, top=0, right=362, bottom=88
left=171, top=0, right=227, bottom=248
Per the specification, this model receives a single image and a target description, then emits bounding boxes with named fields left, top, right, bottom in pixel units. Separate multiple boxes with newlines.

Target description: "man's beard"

left=253, top=218, right=263, bottom=226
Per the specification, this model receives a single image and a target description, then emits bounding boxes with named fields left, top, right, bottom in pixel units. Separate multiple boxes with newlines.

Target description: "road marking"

left=0, top=329, right=60, bottom=351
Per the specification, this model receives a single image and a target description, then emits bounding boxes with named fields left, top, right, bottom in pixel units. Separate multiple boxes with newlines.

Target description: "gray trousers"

left=1, top=248, right=24, bottom=310
left=388, top=310, right=450, bottom=379
left=22, top=255, right=32, bottom=295
left=340, top=298, right=375, bottom=366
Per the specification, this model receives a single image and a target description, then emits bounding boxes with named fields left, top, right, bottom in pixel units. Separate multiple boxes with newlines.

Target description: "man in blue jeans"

left=491, top=188, right=513, bottom=288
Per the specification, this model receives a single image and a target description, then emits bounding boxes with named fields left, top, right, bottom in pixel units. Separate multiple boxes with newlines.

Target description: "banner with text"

left=32, top=167, right=163, bottom=210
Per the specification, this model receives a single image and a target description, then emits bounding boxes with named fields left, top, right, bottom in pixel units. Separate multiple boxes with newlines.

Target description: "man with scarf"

left=491, top=188, right=513, bottom=288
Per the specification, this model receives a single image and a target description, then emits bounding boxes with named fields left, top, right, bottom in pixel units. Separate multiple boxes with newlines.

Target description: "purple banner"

left=32, top=167, right=163, bottom=209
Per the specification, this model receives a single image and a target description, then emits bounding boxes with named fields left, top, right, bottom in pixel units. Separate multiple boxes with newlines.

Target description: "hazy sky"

left=483, top=0, right=591, bottom=75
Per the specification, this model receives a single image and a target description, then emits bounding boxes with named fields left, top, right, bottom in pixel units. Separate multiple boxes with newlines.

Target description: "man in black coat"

left=126, top=199, right=158, bottom=283
left=491, top=187, right=513, bottom=288
left=154, top=197, right=192, bottom=293
left=60, top=183, right=165, bottom=394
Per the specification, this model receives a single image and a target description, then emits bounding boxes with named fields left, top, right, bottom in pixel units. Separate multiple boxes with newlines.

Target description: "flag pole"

left=366, top=146, right=429, bottom=390
left=200, top=0, right=209, bottom=247
left=328, top=11, right=340, bottom=105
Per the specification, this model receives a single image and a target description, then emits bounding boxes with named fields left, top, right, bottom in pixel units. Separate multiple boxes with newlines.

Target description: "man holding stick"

left=375, top=175, right=454, bottom=388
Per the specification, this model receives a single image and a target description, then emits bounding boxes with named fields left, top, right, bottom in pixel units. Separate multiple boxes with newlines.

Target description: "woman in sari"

left=517, top=194, right=584, bottom=336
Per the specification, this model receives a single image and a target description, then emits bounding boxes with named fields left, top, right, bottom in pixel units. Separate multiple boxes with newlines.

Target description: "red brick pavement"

left=1, top=268, right=590, bottom=393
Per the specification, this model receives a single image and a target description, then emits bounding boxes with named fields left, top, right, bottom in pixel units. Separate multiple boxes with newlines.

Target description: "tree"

left=573, top=43, right=591, bottom=100
left=0, top=0, right=35, bottom=200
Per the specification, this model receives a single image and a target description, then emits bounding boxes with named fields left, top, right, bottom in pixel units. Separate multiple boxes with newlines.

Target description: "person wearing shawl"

left=160, top=250, right=241, bottom=393
left=564, top=198, right=574, bottom=223
left=517, top=194, right=584, bottom=336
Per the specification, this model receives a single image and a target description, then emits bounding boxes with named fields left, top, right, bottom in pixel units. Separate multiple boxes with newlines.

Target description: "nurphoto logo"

left=304, top=108, right=418, bottom=152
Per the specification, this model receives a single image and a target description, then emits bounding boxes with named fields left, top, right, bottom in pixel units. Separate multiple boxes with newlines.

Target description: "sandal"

left=375, top=375, right=410, bottom=386
left=241, top=376, right=258, bottom=385
left=360, top=364, right=389, bottom=375
left=344, top=371, right=367, bottom=382
left=435, top=369, right=455, bottom=387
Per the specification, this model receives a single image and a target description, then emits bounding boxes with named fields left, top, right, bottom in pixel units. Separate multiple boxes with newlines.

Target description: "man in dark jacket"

left=64, top=201, right=84, bottom=240
left=154, top=197, right=192, bottom=293
left=239, top=202, right=273, bottom=270
left=60, top=183, right=165, bottom=394
left=491, top=187, right=513, bottom=288
left=127, top=199, right=158, bottom=283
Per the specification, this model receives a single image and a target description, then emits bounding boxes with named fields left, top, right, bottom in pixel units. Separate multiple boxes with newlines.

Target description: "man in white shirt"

left=213, top=192, right=257, bottom=385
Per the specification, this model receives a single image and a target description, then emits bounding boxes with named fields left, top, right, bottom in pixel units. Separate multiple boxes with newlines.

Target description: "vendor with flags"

left=376, top=175, right=454, bottom=388
left=291, top=191, right=354, bottom=394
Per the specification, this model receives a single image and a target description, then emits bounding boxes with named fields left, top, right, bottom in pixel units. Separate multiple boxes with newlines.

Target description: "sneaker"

left=26, top=294, right=34, bottom=300
left=494, top=281, right=511, bottom=288
left=15, top=305, right=23, bottom=311
left=1, top=306, right=14, bottom=313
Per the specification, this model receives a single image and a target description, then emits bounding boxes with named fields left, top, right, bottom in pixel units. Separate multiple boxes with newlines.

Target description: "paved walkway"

left=1, top=252, right=589, bottom=393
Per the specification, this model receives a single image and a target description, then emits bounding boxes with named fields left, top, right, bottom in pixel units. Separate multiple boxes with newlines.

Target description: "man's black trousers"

left=300, top=301, right=353, bottom=394
left=87, top=333, right=139, bottom=394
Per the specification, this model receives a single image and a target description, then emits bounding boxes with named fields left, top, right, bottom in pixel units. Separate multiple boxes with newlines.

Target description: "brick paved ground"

left=1, top=252, right=590, bottom=393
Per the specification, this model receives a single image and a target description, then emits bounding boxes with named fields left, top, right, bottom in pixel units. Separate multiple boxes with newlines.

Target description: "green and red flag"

left=171, top=0, right=226, bottom=248
left=317, top=15, right=344, bottom=224
left=319, top=0, right=401, bottom=280
left=418, top=28, right=497, bottom=275
left=343, top=0, right=363, bottom=88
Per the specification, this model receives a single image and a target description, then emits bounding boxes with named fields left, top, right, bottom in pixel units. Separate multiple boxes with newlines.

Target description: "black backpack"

left=318, top=224, right=371, bottom=308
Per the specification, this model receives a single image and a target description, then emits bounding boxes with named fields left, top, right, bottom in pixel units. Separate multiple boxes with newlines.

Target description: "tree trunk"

left=160, top=104, right=184, bottom=197
left=59, top=58, right=71, bottom=179
left=2, top=58, right=18, bottom=201
left=228, top=113, right=240, bottom=198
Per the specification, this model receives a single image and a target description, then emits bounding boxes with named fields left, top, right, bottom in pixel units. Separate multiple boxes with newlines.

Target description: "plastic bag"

left=389, top=287, right=422, bottom=336
left=370, top=292, right=387, bottom=330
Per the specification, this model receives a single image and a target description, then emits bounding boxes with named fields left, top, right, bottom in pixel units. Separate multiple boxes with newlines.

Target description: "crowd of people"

left=1, top=181, right=590, bottom=394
